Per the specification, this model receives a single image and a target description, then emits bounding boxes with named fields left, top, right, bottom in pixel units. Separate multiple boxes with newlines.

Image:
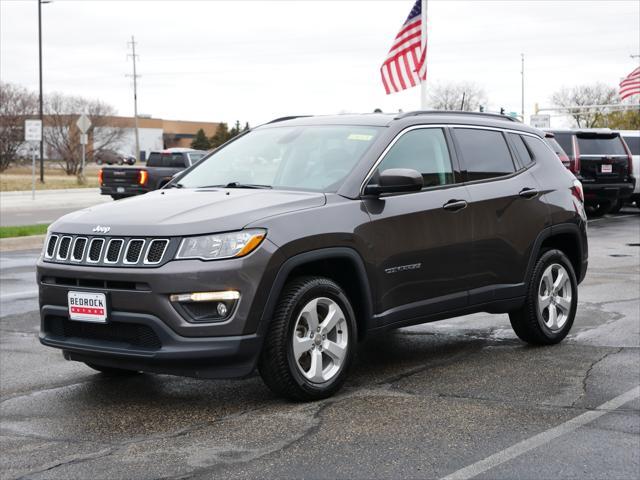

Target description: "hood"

left=50, top=188, right=326, bottom=236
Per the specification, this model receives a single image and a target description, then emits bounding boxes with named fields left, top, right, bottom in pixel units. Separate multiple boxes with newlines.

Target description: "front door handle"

left=519, top=187, right=539, bottom=199
left=443, top=199, right=468, bottom=212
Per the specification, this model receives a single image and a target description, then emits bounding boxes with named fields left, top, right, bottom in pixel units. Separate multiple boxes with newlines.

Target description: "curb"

left=0, top=234, right=46, bottom=253
left=0, top=188, right=100, bottom=197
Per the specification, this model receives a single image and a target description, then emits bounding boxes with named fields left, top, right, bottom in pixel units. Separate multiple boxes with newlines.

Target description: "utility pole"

left=38, top=0, right=44, bottom=183
left=521, top=53, right=525, bottom=122
left=127, top=36, right=141, bottom=162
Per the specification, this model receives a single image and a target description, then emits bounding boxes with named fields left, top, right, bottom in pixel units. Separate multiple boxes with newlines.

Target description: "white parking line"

left=0, top=289, right=39, bottom=301
left=440, top=386, right=640, bottom=480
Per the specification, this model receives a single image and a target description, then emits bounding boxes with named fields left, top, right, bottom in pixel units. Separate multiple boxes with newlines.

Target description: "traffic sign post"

left=24, top=120, right=43, bottom=200
left=76, top=115, right=91, bottom=183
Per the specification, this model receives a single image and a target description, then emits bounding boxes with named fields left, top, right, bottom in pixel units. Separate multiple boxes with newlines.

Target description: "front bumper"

left=37, top=240, right=283, bottom=378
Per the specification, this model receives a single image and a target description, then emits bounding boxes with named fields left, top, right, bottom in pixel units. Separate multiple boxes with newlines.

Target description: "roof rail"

left=395, top=110, right=520, bottom=123
left=266, top=115, right=312, bottom=124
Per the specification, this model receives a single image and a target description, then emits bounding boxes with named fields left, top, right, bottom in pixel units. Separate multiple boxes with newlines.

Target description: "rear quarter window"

left=146, top=152, right=162, bottom=167
left=523, top=136, right=561, bottom=165
left=552, top=133, right=574, bottom=157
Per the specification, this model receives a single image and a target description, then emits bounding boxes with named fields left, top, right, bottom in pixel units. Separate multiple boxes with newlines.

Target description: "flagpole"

left=420, top=0, right=428, bottom=109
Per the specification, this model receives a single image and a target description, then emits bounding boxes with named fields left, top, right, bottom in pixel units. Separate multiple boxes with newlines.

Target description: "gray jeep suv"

left=38, top=112, right=588, bottom=400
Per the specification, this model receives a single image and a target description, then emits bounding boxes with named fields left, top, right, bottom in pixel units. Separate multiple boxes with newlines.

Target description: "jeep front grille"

left=43, top=234, right=175, bottom=268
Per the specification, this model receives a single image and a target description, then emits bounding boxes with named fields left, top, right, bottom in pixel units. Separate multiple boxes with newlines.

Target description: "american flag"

left=380, top=0, right=427, bottom=95
left=619, top=66, right=640, bottom=101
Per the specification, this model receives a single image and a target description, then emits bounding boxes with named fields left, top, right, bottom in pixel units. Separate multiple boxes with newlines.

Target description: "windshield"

left=177, top=125, right=382, bottom=192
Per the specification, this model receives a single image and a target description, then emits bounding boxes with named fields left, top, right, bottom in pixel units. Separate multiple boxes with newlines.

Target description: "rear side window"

left=454, top=128, right=515, bottom=181
left=162, top=153, right=187, bottom=168
left=377, top=128, right=454, bottom=188
left=147, top=152, right=162, bottom=167
left=508, top=133, right=533, bottom=167
left=553, top=133, right=574, bottom=157
left=622, top=136, right=640, bottom=155
left=576, top=135, right=627, bottom=155
left=545, top=137, right=567, bottom=157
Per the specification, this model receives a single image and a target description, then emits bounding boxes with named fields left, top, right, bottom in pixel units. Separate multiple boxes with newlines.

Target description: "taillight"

left=98, top=169, right=103, bottom=185
left=570, top=136, right=581, bottom=174
left=138, top=170, right=148, bottom=185
left=571, top=179, right=584, bottom=203
left=621, top=138, right=633, bottom=176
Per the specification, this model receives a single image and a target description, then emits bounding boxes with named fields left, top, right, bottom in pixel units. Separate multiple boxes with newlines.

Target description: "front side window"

left=454, top=128, right=515, bottom=181
left=178, top=125, right=382, bottom=192
left=376, top=128, right=454, bottom=188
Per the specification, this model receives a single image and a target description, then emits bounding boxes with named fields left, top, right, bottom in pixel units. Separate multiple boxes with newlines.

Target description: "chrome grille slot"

left=45, top=235, right=58, bottom=258
left=71, top=238, right=87, bottom=262
left=145, top=239, right=168, bottom=264
left=124, top=239, right=145, bottom=264
left=104, top=239, right=124, bottom=264
left=56, top=236, right=72, bottom=260
left=87, top=238, right=105, bottom=263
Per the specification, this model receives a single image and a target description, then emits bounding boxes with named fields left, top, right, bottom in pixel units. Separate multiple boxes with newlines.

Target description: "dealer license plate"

left=601, top=164, right=613, bottom=173
left=68, top=291, right=107, bottom=323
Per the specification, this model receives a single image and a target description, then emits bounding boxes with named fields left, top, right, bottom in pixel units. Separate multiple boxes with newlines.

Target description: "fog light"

left=216, top=302, right=228, bottom=317
left=169, top=291, right=240, bottom=303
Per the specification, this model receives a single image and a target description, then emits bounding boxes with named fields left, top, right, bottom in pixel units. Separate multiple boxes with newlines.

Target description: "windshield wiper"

left=166, top=182, right=184, bottom=189
left=200, top=182, right=272, bottom=189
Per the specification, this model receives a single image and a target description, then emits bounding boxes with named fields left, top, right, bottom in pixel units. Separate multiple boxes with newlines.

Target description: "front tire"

left=258, top=276, right=357, bottom=401
left=509, top=249, right=578, bottom=345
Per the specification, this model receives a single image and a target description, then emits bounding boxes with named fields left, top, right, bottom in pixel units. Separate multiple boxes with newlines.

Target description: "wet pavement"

left=0, top=211, right=638, bottom=479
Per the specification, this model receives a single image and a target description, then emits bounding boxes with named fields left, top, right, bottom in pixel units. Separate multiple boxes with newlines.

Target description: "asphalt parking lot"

left=1, top=211, right=638, bottom=480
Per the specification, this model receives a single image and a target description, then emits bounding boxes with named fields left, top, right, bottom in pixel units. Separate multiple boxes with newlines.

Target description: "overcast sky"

left=1, top=0, right=639, bottom=127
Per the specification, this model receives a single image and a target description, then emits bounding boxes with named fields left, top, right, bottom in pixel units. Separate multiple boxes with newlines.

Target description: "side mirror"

left=364, top=168, right=423, bottom=196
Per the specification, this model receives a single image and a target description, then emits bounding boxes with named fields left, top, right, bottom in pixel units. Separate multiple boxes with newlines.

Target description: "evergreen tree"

left=243, top=122, right=251, bottom=132
left=210, top=123, right=230, bottom=148
left=191, top=128, right=211, bottom=150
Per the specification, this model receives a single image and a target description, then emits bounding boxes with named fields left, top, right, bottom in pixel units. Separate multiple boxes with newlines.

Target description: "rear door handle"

left=443, top=199, right=468, bottom=211
left=519, top=187, right=539, bottom=199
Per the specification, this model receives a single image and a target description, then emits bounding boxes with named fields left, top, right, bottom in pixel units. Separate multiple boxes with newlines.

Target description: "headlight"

left=175, top=229, right=266, bottom=260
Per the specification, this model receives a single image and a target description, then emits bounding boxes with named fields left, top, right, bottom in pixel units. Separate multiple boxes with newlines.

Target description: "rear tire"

left=258, top=276, right=357, bottom=401
left=609, top=199, right=623, bottom=214
left=509, top=249, right=578, bottom=345
left=85, top=363, right=140, bottom=376
left=589, top=202, right=611, bottom=217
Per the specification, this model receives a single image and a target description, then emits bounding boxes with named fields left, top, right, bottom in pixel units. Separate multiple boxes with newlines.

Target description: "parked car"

left=543, top=132, right=571, bottom=170
left=617, top=130, right=639, bottom=208
left=95, top=150, right=136, bottom=166
left=547, top=129, right=634, bottom=216
left=98, top=148, right=208, bottom=200
left=39, top=112, right=588, bottom=401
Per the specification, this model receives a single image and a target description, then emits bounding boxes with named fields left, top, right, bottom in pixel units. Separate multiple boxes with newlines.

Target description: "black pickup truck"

left=99, top=148, right=207, bottom=200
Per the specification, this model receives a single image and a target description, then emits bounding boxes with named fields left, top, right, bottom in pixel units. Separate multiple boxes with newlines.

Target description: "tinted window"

left=509, top=133, right=533, bottom=167
left=576, top=135, right=627, bottom=155
left=553, top=133, right=573, bottom=157
left=544, top=137, right=567, bottom=157
left=523, top=136, right=560, bottom=165
left=166, top=153, right=187, bottom=168
left=147, top=152, right=162, bottom=167
left=377, top=128, right=454, bottom=187
left=455, top=128, right=515, bottom=181
left=622, top=136, right=640, bottom=155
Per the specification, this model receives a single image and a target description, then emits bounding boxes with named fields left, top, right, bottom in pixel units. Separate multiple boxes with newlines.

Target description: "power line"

left=126, top=36, right=141, bottom=162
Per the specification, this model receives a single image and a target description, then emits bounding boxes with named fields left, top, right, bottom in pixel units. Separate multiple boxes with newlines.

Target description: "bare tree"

left=427, top=82, right=487, bottom=111
left=44, top=92, right=126, bottom=176
left=551, top=83, right=619, bottom=128
left=0, top=82, right=37, bottom=171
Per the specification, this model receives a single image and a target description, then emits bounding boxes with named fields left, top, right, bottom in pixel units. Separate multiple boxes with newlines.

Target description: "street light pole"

left=521, top=53, right=525, bottom=122
left=38, top=0, right=44, bottom=183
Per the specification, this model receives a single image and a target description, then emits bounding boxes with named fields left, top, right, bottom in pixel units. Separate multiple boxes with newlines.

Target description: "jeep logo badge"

left=92, top=225, right=111, bottom=234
